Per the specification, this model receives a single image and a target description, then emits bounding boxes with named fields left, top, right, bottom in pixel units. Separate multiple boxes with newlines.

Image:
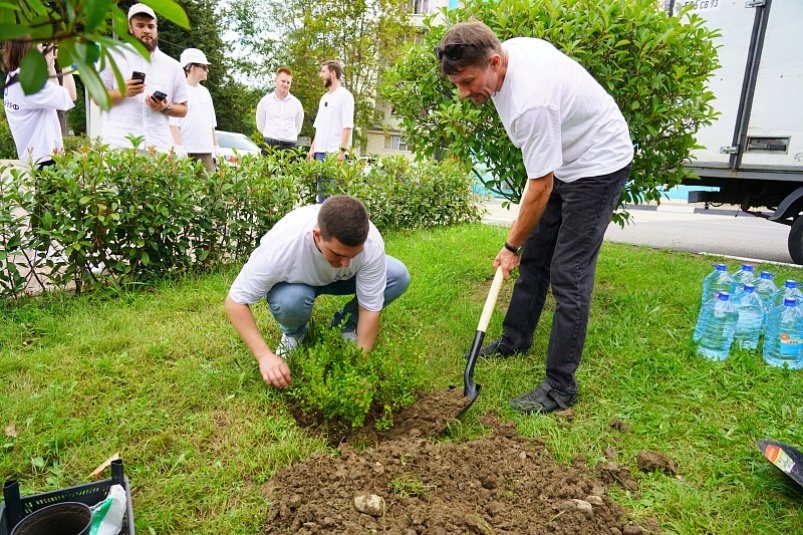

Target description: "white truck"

left=668, top=0, right=803, bottom=262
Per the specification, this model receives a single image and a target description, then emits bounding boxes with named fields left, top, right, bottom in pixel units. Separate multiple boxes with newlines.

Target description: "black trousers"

left=500, top=163, right=631, bottom=394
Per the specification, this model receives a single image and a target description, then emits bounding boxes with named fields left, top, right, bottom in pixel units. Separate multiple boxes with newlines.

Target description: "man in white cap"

left=96, top=3, right=188, bottom=153
left=170, top=48, right=218, bottom=173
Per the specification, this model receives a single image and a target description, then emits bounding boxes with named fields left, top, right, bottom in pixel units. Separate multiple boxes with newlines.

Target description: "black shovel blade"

left=757, top=439, right=803, bottom=491
left=458, top=329, right=486, bottom=416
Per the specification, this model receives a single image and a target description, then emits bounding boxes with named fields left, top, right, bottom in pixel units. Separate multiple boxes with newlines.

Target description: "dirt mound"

left=264, top=412, right=658, bottom=534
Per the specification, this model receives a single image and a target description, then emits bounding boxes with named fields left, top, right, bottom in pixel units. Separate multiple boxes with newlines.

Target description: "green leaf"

left=84, top=0, right=112, bottom=31
left=31, top=456, right=45, bottom=469
left=18, top=48, right=47, bottom=94
left=0, top=23, right=31, bottom=40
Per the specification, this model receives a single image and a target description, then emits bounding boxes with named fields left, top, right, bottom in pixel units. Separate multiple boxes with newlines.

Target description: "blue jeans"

left=499, top=163, right=631, bottom=394
left=265, top=255, right=410, bottom=337
left=314, top=152, right=332, bottom=203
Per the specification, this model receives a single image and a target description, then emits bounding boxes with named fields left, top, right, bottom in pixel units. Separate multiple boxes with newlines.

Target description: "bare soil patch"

left=268, top=393, right=663, bottom=534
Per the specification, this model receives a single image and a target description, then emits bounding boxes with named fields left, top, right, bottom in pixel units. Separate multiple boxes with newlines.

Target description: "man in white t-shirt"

left=225, top=196, right=410, bottom=389
left=256, top=67, right=304, bottom=151
left=170, top=48, right=218, bottom=173
left=97, top=3, right=188, bottom=153
left=437, top=21, right=634, bottom=414
left=307, top=60, right=355, bottom=202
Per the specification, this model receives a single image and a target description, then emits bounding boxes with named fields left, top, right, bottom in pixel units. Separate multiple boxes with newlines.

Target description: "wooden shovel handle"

left=477, top=266, right=504, bottom=333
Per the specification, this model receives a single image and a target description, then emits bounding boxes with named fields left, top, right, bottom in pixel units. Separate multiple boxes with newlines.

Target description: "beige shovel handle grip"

left=477, top=266, right=504, bottom=332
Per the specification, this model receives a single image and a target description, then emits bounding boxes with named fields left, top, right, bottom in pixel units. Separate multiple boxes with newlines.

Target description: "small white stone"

left=353, top=494, right=385, bottom=517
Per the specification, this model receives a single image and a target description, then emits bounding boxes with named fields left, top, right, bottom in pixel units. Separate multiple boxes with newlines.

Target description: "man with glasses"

left=97, top=3, right=187, bottom=153
left=170, top=48, right=218, bottom=173
left=437, top=21, right=633, bottom=414
left=225, top=195, right=410, bottom=389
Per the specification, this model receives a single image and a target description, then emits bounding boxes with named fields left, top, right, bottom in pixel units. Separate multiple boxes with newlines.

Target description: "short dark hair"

left=318, top=196, right=369, bottom=247
left=321, top=60, right=343, bottom=80
left=437, top=20, right=502, bottom=76
left=3, top=40, right=33, bottom=72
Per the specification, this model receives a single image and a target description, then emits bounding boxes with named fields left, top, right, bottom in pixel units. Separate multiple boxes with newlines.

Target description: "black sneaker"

left=465, top=337, right=517, bottom=360
left=510, top=381, right=577, bottom=414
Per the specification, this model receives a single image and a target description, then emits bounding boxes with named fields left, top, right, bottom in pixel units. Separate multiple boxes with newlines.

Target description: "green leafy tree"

left=224, top=0, right=414, bottom=148
left=0, top=0, right=189, bottom=109
left=381, top=0, right=720, bottom=220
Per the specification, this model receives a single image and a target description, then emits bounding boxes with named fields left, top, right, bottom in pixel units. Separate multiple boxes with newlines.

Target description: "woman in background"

left=3, top=40, right=76, bottom=167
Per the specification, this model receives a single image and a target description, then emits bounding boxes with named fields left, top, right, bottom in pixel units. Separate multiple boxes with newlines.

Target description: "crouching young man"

left=225, top=195, right=411, bottom=389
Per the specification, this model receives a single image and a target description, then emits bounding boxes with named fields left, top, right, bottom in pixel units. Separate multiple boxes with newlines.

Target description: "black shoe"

left=510, top=381, right=577, bottom=414
left=466, top=337, right=516, bottom=360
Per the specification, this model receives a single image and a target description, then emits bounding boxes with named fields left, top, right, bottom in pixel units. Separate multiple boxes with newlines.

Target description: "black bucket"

left=10, top=502, right=92, bottom=535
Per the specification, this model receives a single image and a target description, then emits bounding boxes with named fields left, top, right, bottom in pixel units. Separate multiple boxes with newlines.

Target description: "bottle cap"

left=743, top=284, right=755, bottom=293
left=784, top=280, right=797, bottom=288
left=759, top=271, right=774, bottom=279
left=741, top=264, right=754, bottom=272
left=713, top=263, right=727, bottom=271
left=718, top=292, right=730, bottom=301
left=784, top=297, right=798, bottom=306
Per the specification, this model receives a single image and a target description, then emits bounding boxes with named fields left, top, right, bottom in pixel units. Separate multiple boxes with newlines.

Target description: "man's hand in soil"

left=257, top=352, right=291, bottom=389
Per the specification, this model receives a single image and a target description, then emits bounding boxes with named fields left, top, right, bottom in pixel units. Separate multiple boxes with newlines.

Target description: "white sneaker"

left=341, top=330, right=358, bottom=343
left=276, top=333, right=304, bottom=359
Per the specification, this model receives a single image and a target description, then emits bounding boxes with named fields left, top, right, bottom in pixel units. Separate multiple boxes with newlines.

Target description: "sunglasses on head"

left=434, top=43, right=474, bottom=61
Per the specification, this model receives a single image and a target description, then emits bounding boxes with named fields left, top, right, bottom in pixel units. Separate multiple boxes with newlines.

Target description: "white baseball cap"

left=128, top=3, right=157, bottom=21
left=180, top=48, right=211, bottom=68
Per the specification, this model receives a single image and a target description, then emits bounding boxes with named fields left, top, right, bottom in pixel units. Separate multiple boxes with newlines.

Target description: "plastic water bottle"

left=700, top=264, right=733, bottom=305
left=754, top=271, right=778, bottom=318
left=730, top=263, right=756, bottom=294
left=763, top=297, right=803, bottom=369
left=695, top=292, right=738, bottom=361
left=732, top=284, right=763, bottom=350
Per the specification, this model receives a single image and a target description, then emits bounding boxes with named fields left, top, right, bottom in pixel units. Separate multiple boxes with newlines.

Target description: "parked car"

left=214, top=130, right=261, bottom=166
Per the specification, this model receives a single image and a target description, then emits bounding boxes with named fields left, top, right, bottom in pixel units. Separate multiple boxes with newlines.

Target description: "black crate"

left=0, top=459, right=134, bottom=535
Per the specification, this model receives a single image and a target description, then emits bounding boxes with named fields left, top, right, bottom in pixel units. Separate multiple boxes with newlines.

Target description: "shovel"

left=459, top=265, right=506, bottom=416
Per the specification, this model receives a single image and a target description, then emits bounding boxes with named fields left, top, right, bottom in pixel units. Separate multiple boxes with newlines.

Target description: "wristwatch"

left=161, top=104, right=171, bottom=115
left=504, top=241, right=522, bottom=255
left=339, top=146, right=349, bottom=154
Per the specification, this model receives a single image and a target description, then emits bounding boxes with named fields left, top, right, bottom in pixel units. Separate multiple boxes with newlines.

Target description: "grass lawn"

left=1, top=223, right=802, bottom=533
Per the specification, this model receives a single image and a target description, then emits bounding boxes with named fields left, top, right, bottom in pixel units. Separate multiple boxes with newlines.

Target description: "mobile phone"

left=152, top=91, right=167, bottom=102
left=132, top=71, right=146, bottom=83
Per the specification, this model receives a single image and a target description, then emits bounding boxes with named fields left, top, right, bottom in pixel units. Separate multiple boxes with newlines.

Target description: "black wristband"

left=504, top=242, right=521, bottom=255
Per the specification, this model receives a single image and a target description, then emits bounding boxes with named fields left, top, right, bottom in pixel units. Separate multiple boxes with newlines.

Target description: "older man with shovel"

left=437, top=21, right=633, bottom=414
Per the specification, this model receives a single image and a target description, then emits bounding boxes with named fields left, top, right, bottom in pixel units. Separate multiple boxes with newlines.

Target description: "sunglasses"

left=193, top=64, right=209, bottom=72
left=434, top=43, right=474, bottom=61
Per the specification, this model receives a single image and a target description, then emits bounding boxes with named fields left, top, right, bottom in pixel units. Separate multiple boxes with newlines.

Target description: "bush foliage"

left=0, top=146, right=479, bottom=300
left=287, top=324, right=422, bottom=430
left=381, top=0, right=720, bottom=220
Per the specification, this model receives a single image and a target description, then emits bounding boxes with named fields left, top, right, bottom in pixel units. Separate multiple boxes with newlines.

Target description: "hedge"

left=0, top=147, right=480, bottom=300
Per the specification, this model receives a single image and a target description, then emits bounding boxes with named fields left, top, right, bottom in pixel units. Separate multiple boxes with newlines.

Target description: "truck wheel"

left=788, top=216, right=803, bottom=265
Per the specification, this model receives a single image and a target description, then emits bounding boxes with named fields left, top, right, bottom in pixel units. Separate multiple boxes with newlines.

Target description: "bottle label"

left=779, top=333, right=802, bottom=357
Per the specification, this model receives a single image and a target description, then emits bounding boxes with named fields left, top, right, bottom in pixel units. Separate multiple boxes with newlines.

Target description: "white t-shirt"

left=3, top=71, right=74, bottom=164
left=255, top=92, right=304, bottom=142
left=492, top=38, right=633, bottom=183
left=99, top=46, right=188, bottom=153
left=229, top=205, right=387, bottom=311
left=312, top=86, right=354, bottom=153
left=169, top=82, right=216, bottom=153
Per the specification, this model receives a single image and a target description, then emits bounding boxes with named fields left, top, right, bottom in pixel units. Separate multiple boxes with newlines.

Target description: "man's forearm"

left=507, top=173, right=553, bottom=247
left=224, top=296, right=274, bottom=360
left=339, top=128, right=352, bottom=150
left=356, top=307, right=380, bottom=351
